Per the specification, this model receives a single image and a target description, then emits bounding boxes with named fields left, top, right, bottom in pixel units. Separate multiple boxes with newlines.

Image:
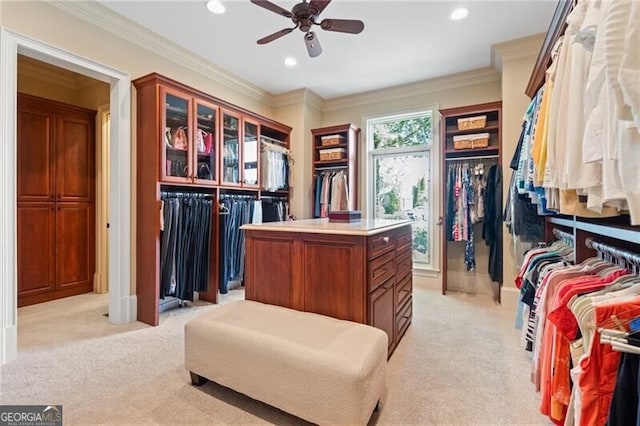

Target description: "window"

left=367, top=112, right=434, bottom=267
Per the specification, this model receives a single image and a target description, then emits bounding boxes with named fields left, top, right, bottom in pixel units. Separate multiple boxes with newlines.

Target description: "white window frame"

left=363, top=108, right=440, bottom=274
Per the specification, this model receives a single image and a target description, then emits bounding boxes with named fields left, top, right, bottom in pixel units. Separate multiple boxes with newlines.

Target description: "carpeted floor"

left=0, top=284, right=547, bottom=425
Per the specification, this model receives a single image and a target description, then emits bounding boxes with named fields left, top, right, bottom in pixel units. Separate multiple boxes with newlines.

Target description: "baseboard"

left=0, top=324, right=17, bottom=365
left=500, top=287, right=520, bottom=312
left=108, top=294, right=137, bottom=324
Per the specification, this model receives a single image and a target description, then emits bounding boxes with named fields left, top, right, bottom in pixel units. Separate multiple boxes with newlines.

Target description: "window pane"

left=374, top=153, right=430, bottom=264
left=372, top=115, right=432, bottom=149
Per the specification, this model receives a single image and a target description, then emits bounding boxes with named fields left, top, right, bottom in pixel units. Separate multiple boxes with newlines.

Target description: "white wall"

left=493, top=35, right=544, bottom=310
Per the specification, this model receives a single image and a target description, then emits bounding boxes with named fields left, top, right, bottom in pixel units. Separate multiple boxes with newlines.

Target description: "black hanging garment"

left=483, top=165, right=503, bottom=285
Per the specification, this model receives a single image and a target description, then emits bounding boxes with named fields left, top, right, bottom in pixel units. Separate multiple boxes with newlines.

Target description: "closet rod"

left=553, top=228, right=574, bottom=244
left=160, top=191, right=214, bottom=199
left=315, top=166, right=346, bottom=171
left=445, top=154, right=499, bottom=162
left=585, top=238, right=640, bottom=265
left=219, top=193, right=257, bottom=200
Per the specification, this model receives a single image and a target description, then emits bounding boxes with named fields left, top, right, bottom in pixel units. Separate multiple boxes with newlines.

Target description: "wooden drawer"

left=396, top=248, right=413, bottom=276
left=368, top=231, right=395, bottom=260
left=395, top=271, right=412, bottom=311
left=368, top=250, right=395, bottom=292
left=395, top=227, right=412, bottom=252
left=396, top=296, right=412, bottom=340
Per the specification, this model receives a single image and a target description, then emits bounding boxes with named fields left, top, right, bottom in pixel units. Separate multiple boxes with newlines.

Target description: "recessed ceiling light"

left=284, top=57, right=297, bottom=67
left=206, top=0, right=225, bottom=14
left=450, top=7, right=469, bottom=21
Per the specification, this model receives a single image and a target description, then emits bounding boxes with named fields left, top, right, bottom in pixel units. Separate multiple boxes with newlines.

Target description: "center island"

left=241, top=218, right=413, bottom=356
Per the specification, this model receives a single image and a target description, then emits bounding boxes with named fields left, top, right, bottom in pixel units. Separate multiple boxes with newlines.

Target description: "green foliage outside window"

left=372, top=116, right=432, bottom=149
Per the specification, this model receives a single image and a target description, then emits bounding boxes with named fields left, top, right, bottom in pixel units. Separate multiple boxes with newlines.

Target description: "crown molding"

left=323, top=67, right=500, bottom=112
left=48, top=0, right=271, bottom=104
left=270, top=88, right=325, bottom=111
left=491, top=33, right=545, bottom=73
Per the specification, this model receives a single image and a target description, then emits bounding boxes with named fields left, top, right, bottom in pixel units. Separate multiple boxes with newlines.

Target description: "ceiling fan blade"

left=319, top=18, right=364, bottom=34
left=250, top=0, right=292, bottom=18
left=304, top=32, right=323, bottom=58
left=308, top=0, right=332, bottom=15
left=257, top=27, right=296, bottom=45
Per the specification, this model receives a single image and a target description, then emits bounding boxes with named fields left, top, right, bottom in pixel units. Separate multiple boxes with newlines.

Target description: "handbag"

left=171, top=127, right=188, bottom=150
left=196, top=129, right=206, bottom=153
left=171, top=160, right=187, bottom=177
left=197, top=163, right=212, bottom=180
left=203, top=131, right=213, bottom=154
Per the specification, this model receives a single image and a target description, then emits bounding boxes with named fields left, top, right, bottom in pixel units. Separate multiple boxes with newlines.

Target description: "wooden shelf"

left=439, top=101, right=502, bottom=299
left=315, top=143, right=348, bottom=150
left=311, top=124, right=360, bottom=216
left=445, top=125, right=499, bottom=136
left=314, top=159, right=348, bottom=166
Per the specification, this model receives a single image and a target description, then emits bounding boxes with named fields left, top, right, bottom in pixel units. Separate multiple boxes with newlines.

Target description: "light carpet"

left=0, top=285, right=547, bottom=425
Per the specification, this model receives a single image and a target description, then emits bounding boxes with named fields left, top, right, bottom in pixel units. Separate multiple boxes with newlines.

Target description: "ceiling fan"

left=250, top=0, right=365, bottom=58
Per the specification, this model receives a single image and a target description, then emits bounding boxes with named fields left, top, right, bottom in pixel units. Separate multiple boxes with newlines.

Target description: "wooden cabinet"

left=311, top=124, right=360, bottom=215
left=16, top=93, right=96, bottom=307
left=441, top=102, right=501, bottom=161
left=244, top=220, right=412, bottom=356
left=133, top=73, right=292, bottom=326
left=439, top=101, right=502, bottom=299
left=162, top=87, right=218, bottom=186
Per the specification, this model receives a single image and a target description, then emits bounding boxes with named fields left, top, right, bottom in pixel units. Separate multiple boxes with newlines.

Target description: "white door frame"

left=0, top=27, right=136, bottom=365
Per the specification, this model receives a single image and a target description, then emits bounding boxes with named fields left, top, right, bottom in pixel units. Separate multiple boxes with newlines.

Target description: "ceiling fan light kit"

left=251, top=0, right=365, bottom=57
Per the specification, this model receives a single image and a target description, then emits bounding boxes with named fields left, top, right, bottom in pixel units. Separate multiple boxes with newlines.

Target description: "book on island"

left=328, top=210, right=362, bottom=223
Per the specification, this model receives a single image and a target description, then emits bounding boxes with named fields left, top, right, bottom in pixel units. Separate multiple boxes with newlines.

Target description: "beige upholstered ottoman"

left=184, top=300, right=387, bottom=425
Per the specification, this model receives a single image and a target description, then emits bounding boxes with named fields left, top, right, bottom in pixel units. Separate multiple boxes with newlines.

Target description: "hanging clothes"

left=260, top=138, right=291, bottom=192
left=313, top=170, right=350, bottom=218
left=446, top=161, right=501, bottom=278
left=219, top=196, right=254, bottom=294
left=519, top=237, right=640, bottom=426
left=159, top=192, right=213, bottom=302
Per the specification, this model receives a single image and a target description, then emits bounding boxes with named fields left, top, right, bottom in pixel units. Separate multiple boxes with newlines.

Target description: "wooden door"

left=55, top=113, right=95, bottom=202
left=17, top=203, right=56, bottom=302
left=17, top=106, right=55, bottom=202
left=55, top=203, right=95, bottom=291
left=301, top=234, right=366, bottom=322
left=369, top=278, right=395, bottom=351
left=16, top=94, right=96, bottom=306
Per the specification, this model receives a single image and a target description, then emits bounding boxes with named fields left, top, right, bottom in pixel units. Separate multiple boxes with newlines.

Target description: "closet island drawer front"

left=395, top=227, right=412, bottom=253
left=368, top=231, right=395, bottom=260
left=396, top=249, right=413, bottom=276
left=369, top=250, right=395, bottom=292
left=396, top=296, right=413, bottom=340
left=396, top=272, right=412, bottom=310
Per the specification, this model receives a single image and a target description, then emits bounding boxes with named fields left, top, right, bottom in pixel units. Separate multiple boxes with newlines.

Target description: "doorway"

left=0, top=27, right=134, bottom=364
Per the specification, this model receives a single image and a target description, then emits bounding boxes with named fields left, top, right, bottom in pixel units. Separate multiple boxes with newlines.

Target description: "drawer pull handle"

left=382, top=237, right=390, bottom=243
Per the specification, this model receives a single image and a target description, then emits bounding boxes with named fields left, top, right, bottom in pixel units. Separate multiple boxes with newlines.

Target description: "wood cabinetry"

left=17, top=93, right=95, bottom=307
left=243, top=219, right=412, bottom=356
left=161, top=86, right=218, bottom=185
left=133, top=73, right=291, bottom=326
left=439, top=102, right=502, bottom=299
left=311, top=124, right=359, bottom=215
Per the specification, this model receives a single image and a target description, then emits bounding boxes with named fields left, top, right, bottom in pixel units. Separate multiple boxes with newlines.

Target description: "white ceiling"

left=98, top=0, right=557, bottom=99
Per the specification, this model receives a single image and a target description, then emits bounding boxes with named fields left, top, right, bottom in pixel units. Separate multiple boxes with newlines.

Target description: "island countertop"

left=240, top=218, right=412, bottom=236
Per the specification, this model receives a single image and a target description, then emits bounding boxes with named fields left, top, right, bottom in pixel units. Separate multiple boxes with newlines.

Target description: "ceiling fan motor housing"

left=292, top=1, right=319, bottom=32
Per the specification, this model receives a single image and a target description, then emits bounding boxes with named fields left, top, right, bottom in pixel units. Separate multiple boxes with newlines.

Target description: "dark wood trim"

left=132, top=72, right=292, bottom=135
left=18, top=283, right=93, bottom=308
left=438, top=101, right=502, bottom=118
left=524, top=0, right=574, bottom=98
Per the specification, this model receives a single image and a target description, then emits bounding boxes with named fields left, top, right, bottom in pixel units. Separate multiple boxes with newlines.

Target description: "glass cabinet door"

left=162, top=90, right=191, bottom=181
left=242, top=120, right=259, bottom=186
left=221, top=110, right=240, bottom=185
left=194, top=101, right=217, bottom=184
